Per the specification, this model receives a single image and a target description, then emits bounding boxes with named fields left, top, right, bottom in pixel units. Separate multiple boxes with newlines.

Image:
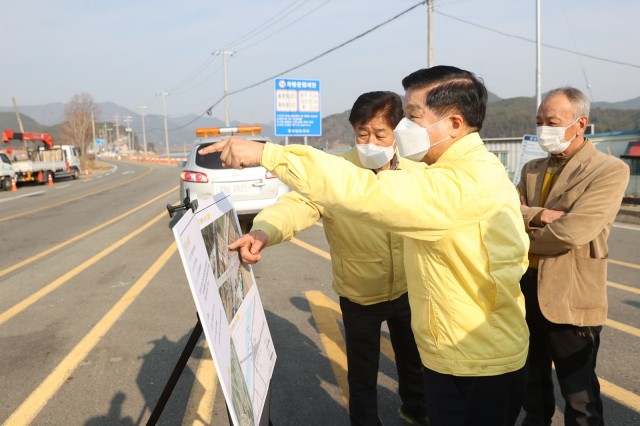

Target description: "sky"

left=3, top=0, right=639, bottom=125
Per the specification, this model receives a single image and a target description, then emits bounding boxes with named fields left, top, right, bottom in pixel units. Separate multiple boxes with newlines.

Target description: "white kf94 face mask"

left=536, top=117, right=580, bottom=154
left=355, top=142, right=396, bottom=169
left=393, top=117, right=451, bottom=161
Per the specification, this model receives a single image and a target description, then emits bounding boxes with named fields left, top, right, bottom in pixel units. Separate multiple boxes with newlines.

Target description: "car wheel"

left=1, top=176, right=11, bottom=191
left=72, top=168, right=80, bottom=180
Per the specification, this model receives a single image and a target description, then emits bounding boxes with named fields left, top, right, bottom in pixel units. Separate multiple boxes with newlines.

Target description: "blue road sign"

left=274, top=78, right=322, bottom=137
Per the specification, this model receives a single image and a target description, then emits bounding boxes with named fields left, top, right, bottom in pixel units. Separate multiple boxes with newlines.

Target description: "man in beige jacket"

left=518, top=87, right=630, bottom=425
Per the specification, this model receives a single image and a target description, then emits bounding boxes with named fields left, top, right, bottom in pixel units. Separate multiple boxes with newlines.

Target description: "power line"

left=436, top=10, right=640, bottom=69
left=225, top=0, right=310, bottom=50
left=237, top=0, right=332, bottom=52
left=169, top=1, right=427, bottom=132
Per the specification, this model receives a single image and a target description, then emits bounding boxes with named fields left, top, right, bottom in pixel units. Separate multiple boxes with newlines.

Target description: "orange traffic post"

left=37, top=170, right=43, bottom=183
left=11, top=177, right=17, bottom=192
left=85, top=169, right=90, bottom=179
left=47, top=173, right=53, bottom=186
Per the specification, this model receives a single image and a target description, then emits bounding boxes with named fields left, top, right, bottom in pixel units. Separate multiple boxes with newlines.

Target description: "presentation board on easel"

left=172, top=192, right=276, bottom=426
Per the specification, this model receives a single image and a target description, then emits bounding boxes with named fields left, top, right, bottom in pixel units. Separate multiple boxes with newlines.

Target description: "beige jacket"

left=518, top=140, right=630, bottom=326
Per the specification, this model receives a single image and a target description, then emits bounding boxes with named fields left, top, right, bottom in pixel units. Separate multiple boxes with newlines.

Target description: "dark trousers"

left=340, top=293, right=426, bottom=426
left=423, top=365, right=526, bottom=426
left=520, top=268, right=604, bottom=426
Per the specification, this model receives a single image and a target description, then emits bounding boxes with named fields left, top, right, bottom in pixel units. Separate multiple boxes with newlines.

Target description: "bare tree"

left=60, top=93, right=100, bottom=159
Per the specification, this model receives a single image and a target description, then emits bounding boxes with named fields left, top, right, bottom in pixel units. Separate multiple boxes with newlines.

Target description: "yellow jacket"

left=252, top=148, right=424, bottom=305
left=261, top=133, right=530, bottom=377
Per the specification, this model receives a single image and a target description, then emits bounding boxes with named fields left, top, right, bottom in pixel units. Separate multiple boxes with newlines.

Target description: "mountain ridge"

left=1, top=94, right=638, bottom=151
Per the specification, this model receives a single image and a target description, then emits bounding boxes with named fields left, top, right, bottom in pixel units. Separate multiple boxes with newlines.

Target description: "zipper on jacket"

left=428, top=297, right=440, bottom=348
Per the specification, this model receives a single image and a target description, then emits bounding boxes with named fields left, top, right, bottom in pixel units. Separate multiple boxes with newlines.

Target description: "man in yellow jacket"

left=232, top=91, right=428, bottom=426
left=200, top=66, right=530, bottom=426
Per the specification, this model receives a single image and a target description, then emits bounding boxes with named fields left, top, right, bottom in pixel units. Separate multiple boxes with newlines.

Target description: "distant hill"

left=1, top=95, right=638, bottom=151
left=593, top=96, right=640, bottom=110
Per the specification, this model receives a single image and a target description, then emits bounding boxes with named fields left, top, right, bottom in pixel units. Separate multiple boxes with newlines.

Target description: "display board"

left=513, top=134, right=548, bottom=185
left=172, top=193, right=276, bottom=426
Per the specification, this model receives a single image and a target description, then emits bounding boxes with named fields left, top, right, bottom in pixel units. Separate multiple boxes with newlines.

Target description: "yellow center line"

left=0, top=211, right=167, bottom=326
left=4, top=242, right=177, bottom=426
left=183, top=343, right=217, bottom=426
left=0, top=186, right=178, bottom=279
left=600, top=377, right=640, bottom=412
left=0, top=166, right=154, bottom=223
left=305, top=290, right=349, bottom=407
left=605, top=318, right=640, bottom=338
left=608, top=281, right=640, bottom=296
left=290, top=237, right=331, bottom=260
left=608, top=258, right=640, bottom=270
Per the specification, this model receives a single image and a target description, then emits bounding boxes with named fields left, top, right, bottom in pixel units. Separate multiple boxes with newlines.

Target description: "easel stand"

left=146, top=191, right=273, bottom=425
left=146, top=317, right=203, bottom=425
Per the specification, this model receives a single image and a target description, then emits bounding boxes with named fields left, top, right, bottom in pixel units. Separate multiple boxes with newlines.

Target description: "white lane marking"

left=0, top=191, right=47, bottom=203
left=613, top=222, right=640, bottom=231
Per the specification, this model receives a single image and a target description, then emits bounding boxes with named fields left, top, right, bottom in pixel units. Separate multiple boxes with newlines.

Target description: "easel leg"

left=146, top=319, right=203, bottom=425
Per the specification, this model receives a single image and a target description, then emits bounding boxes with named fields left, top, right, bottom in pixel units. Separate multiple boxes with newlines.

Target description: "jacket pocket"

left=336, top=256, right=388, bottom=298
left=569, top=257, right=607, bottom=310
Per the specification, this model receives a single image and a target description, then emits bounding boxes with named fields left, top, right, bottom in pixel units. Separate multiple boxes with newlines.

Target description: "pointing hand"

left=198, top=137, right=265, bottom=169
left=229, top=230, right=269, bottom=264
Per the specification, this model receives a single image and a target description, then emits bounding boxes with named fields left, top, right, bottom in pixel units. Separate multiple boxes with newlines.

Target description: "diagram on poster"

left=172, top=193, right=276, bottom=426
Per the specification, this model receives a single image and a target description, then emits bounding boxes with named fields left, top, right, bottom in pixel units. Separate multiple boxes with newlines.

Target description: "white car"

left=179, top=126, right=290, bottom=224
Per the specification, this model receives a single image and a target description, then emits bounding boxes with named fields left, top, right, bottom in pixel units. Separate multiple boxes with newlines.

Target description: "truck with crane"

left=1, top=129, right=82, bottom=185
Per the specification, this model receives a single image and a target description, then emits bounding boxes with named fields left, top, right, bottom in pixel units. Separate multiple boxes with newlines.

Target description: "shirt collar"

left=436, top=132, right=484, bottom=164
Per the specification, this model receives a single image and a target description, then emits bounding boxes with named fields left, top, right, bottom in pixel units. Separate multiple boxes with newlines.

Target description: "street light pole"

left=158, top=91, right=171, bottom=161
left=138, top=105, right=148, bottom=158
left=213, top=49, right=236, bottom=127
left=426, top=0, right=434, bottom=67
left=536, top=0, right=542, bottom=109
left=123, top=115, right=133, bottom=152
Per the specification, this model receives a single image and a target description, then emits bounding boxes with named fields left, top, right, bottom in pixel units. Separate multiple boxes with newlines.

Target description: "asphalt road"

left=0, top=160, right=638, bottom=425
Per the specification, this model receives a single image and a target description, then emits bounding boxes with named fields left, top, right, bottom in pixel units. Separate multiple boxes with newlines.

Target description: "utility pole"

left=426, top=0, right=434, bottom=67
left=102, top=122, right=108, bottom=153
left=138, top=106, right=148, bottom=158
left=535, top=0, right=542, bottom=109
left=123, top=116, right=133, bottom=151
left=213, top=49, right=236, bottom=126
left=114, top=113, right=120, bottom=147
left=158, top=91, right=171, bottom=161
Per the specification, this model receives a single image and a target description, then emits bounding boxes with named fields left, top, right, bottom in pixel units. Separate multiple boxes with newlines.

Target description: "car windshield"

left=194, top=140, right=266, bottom=170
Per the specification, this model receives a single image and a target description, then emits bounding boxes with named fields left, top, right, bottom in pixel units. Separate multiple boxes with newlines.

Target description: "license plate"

left=214, top=182, right=259, bottom=195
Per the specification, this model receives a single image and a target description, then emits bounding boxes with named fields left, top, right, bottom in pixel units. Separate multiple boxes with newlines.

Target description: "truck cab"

left=60, top=145, right=82, bottom=179
left=0, top=152, right=15, bottom=190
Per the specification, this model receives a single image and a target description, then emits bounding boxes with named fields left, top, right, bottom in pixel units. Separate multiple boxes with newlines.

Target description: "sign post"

left=274, top=78, right=322, bottom=141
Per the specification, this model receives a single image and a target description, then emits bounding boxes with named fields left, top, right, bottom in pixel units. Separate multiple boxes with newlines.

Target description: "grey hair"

left=544, top=87, right=591, bottom=119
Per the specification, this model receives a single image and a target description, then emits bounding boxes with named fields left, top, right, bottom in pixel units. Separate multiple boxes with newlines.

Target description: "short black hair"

left=401, top=65, right=488, bottom=131
left=348, top=91, right=403, bottom=129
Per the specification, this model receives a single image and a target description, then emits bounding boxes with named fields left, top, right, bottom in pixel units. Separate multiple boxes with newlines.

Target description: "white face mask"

left=536, top=118, right=579, bottom=154
left=355, top=142, right=396, bottom=170
left=393, top=116, right=451, bottom=161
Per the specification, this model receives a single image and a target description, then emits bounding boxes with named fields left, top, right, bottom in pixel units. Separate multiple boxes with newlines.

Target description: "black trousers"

left=422, top=365, right=527, bottom=426
left=340, top=293, right=426, bottom=426
left=520, top=268, right=604, bottom=426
